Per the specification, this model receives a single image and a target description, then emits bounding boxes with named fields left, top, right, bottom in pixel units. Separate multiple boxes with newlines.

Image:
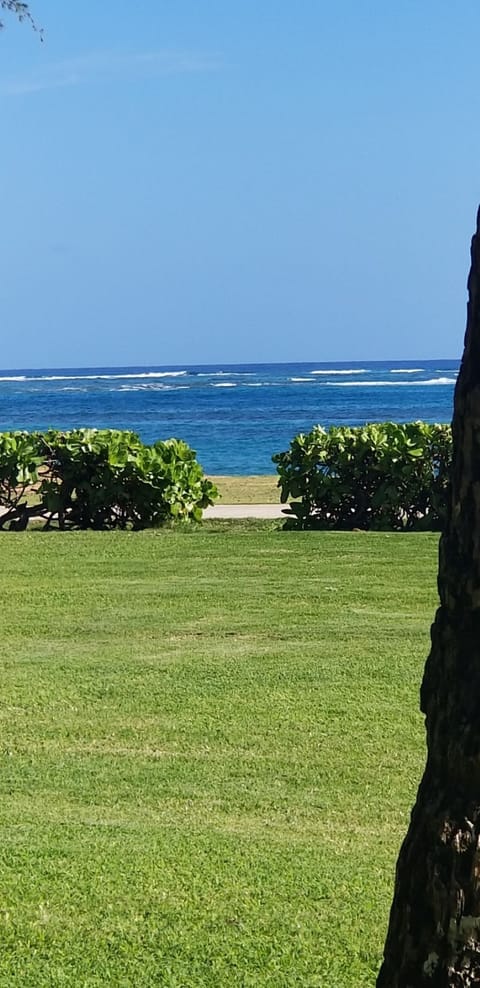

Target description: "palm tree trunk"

left=377, top=208, right=480, bottom=986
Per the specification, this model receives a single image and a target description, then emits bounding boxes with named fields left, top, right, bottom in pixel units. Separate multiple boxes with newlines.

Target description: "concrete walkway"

left=0, top=503, right=292, bottom=525
left=203, top=503, right=291, bottom=519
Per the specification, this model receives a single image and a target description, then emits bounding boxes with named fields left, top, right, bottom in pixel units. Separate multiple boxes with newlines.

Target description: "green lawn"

left=209, top=475, right=281, bottom=503
left=0, top=527, right=438, bottom=987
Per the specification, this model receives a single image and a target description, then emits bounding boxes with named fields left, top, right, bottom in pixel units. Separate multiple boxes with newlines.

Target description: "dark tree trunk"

left=377, top=208, right=480, bottom=986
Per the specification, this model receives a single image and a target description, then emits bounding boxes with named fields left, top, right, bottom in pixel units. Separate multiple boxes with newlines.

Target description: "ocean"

left=0, top=360, right=459, bottom=474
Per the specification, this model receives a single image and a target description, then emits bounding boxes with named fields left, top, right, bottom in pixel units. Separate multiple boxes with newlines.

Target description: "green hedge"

left=273, top=421, right=452, bottom=530
left=0, top=430, right=218, bottom=530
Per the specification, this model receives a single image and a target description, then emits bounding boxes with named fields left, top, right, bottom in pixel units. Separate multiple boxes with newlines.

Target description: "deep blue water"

left=0, top=360, right=459, bottom=474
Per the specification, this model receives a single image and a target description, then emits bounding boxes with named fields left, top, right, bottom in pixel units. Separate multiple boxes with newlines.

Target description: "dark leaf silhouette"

left=0, top=2, right=41, bottom=35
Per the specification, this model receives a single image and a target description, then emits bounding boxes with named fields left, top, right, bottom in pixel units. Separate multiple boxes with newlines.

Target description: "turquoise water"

left=0, top=359, right=458, bottom=474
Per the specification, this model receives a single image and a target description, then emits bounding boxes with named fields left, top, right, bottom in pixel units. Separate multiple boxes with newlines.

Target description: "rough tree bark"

left=377, top=207, right=480, bottom=986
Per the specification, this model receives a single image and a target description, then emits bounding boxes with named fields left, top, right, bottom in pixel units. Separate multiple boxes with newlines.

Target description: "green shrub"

left=0, top=429, right=217, bottom=530
left=273, top=421, right=452, bottom=530
left=0, top=431, right=43, bottom=503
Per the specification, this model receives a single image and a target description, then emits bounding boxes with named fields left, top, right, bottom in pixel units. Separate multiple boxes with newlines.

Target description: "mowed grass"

left=210, top=475, right=281, bottom=503
left=0, top=527, right=438, bottom=987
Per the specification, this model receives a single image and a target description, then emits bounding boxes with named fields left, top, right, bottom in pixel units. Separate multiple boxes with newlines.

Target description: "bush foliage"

left=273, top=421, right=452, bottom=530
left=0, top=430, right=217, bottom=530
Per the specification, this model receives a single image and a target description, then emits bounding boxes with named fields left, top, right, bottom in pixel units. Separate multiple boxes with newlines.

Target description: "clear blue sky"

left=0, top=0, right=478, bottom=367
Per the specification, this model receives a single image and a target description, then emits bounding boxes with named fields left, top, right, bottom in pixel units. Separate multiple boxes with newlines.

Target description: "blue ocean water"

left=0, top=360, right=459, bottom=474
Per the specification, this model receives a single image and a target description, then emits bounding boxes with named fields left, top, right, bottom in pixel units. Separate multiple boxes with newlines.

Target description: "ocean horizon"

left=0, top=359, right=459, bottom=474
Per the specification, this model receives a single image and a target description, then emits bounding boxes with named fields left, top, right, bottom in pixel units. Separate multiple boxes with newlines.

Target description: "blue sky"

left=0, top=0, right=479, bottom=367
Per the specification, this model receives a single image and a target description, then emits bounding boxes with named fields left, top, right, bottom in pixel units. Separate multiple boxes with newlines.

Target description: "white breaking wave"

left=196, top=371, right=254, bottom=377
left=399, top=377, right=456, bottom=386
left=310, top=368, right=369, bottom=375
left=43, top=371, right=188, bottom=381
left=390, top=368, right=424, bottom=374
left=326, top=377, right=456, bottom=387
left=290, top=377, right=314, bottom=382
left=211, top=382, right=237, bottom=387
left=117, top=383, right=190, bottom=391
left=0, top=371, right=189, bottom=383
